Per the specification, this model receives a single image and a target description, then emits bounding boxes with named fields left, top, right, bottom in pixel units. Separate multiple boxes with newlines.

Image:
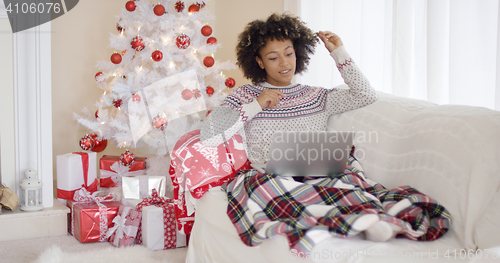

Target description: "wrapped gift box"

left=106, top=205, right=142, bottom=247
left=57, top=152, right=98, bottom=202
left=141, top=205, right=187, bottom=250
left=135, top=190, right=187, bottom=250
left=99, top=155, right=147, bottom=188
left=122, top=175, right=167, bottom=199
left=68, top=199, right=121, bottom=243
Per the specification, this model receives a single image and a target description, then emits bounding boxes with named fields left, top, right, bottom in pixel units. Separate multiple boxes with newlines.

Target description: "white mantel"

left=0, top=1, right=54, bottom=209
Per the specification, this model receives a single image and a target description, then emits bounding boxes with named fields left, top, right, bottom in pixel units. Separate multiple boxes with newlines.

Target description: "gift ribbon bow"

left=73, top=188, right=115, bottom=204
left=135, top=189, right=177, bottom=249
left=105, top=206, right=140, bottom=246
left=71, top=188, right=115, bottom=242
left=100, top=161, right=146, bottom=185
left=136, top=189, right=171, bottom=211
left=57, top=152, right=99, bottom=201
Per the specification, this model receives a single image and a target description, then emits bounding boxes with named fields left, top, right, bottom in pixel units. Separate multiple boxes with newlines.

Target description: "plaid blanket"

left=224, top=156, right=451, bottom=253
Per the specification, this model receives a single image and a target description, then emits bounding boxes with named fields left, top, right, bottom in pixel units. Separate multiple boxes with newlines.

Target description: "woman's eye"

left=269, top=57, right=277, bottom=61
left=286, top=53, right=293, bottom=56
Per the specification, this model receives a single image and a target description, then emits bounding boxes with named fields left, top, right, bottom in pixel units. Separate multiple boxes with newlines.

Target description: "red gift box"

left=99, top=155, right=147, bottom=188
left=67, top=189, right=121, bottom=243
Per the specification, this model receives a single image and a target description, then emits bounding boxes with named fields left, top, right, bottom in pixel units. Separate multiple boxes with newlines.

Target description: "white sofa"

left=185, top=92, right=500, bottom=263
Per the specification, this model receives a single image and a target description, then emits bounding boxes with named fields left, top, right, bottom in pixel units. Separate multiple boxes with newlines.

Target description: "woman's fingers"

left=317, top=31, right=343, bottom=52
left=257, top=89, right=286, bottom=109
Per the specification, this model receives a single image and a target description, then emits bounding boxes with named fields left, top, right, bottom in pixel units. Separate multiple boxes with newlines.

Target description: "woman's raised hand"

left=317, top=31, right=343, bottom=53
left=256, top=89, right=286, bottom=109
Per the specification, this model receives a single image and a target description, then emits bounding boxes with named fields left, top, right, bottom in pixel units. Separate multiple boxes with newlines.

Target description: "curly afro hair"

left=236, top=13, right=319, bottom=84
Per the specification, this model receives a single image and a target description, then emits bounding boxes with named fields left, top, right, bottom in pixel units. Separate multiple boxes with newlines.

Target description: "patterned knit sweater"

left=200, top=46, right=378, bottom=165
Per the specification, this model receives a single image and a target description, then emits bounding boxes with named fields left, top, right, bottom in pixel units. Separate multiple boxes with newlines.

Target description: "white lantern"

left=19, top=169, right=43, bottom=211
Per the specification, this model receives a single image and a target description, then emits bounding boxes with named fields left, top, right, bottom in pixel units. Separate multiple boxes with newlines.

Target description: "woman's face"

left=256, top=38, right=296, bottom=87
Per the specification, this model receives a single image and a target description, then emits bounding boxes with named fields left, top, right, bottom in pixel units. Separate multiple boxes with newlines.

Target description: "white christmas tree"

left=75, top=0, right=236, bottom=156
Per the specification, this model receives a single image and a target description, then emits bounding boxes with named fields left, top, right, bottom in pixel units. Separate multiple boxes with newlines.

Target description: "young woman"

left=171, top=13, right=450, bottom=253
left=200, top=14, right=377, bottom=165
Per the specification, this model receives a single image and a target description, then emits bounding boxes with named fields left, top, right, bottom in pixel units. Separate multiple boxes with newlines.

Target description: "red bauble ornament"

left=152, top=114, right=168, bottom=130
left=154, top=4, right=165, bottom=16
left=79, top=134, right=95, bottom=151
left=175, top=1, right=185, bottom=12
left=188, top=4, right=199, bottom=13
left=132, top=93, right=141, bottom=102
left=117, top=23, right=124, bottom=34
left=152, top=50, right=163, bottom=62
left=131, top=36, right=145, bottom=51
left=203, top=56, right=214, bottom=67
left=113, top=99, right=123, bottom=108
left=120, top=150, right=135, bottom=166
left=181, top=89, right=193, bottom=100
left=225, top=77, right=236, bottom=88
left=95, top=71, right=104, bottom=82
left=89, top=133, right=107, bottom=152
left=111, top=52, right=122, bottom=64
left=201, top=25, right=212, bottom=36
left=175, top=34, right=190, bottom=49
left=207, top=37, right=217, bottom=45
left=125, top=1, right=136, bottom=11
left=95, top=110, right=99, bottom=118
left=206, top=86, right=214, bottom=96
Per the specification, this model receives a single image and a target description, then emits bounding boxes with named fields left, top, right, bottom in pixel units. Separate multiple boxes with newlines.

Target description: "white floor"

left=0, top=234, right=188, bottom=263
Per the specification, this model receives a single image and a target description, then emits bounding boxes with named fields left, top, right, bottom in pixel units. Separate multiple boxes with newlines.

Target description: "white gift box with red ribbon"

left=135, top=189, right=187, bottom=250
left=57, top=152, right=98, bottom=203
left=142, top=205, right=186, bottom=250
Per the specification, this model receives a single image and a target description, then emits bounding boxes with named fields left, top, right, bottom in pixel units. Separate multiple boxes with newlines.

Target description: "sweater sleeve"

left=200, top=88, right=262, bottom=146
left=326, top=46, right=378, bottom=114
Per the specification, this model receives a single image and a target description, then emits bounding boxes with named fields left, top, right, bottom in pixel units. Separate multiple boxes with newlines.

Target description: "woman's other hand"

left=317, top=31, right=343, bottom=53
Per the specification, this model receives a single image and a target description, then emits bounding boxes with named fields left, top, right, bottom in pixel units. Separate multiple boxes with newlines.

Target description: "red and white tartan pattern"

left=135, top=189, right=177, bottom=249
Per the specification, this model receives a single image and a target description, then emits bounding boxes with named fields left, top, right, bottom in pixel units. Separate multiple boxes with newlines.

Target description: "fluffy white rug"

left=35, top=244, right=186, bottom=263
